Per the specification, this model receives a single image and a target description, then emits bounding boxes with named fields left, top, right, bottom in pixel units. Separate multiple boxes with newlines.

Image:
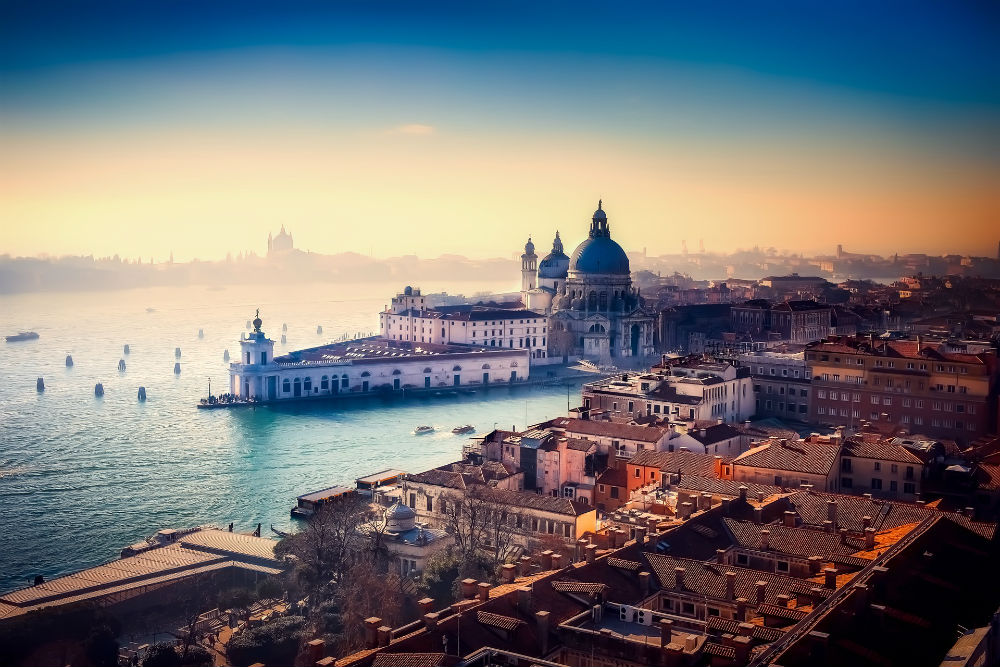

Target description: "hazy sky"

left=2, top=1, right=998, bottom=261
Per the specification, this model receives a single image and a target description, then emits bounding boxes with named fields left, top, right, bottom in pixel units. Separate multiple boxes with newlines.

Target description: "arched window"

left=423, top=367, right=432, bottom=374
left=392, top=369, right=402, bottom=375
left=482, top=363, right=491, bottom=369
left=321, top=375, right=329, bottom=389
left=282, top=379, right=290, bottom=393
left=360, top=371, right=371, bottom=377
left=599, top=291, right=608, bottom=310
left=453, top=365, right=462, bottom=371
left=341, top=373, right=349, bottom=388
left=304, top=377, right=312, bottom=391
left=511, top=361, right=518, bottom=367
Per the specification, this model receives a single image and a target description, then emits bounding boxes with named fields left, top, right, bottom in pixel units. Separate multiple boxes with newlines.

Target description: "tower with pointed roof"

left=520, top=237, right=537, bottom=305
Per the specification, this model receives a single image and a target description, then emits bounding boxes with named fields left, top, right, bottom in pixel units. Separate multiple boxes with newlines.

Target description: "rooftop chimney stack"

left=726, top=572, right=736, bottom=600
left=827, top=500, right=838, bottom=527
left=500, top=564, right=517, bottom=583
left=517, top=586, right=533, bottom=613
left=659, top=618, right=673, bottom=648
left=716, top=548, right=726, bottom=564
left=739, top=485, right=748, bottom=502
left=761, top=529, right=770, bottom=550
left=824, top=568, right=838, bottom=589
left=551, top=553, right=564, bottom=569
left=756, top=581, right=767, bottom=605
left=784, top=511, right=796, bottom=527
left=675, top=567, right=686, bottom=590
left=865, top=527, right=876, bottom=550
left=862, top=516, right=872, bottom=529
left=535, top=611, right=551, bottom=655
left=478, top=582, right=491, bottom=602
left=364, top=617, right=382, bottom=648
left=461, top=578, right=477, bottom=599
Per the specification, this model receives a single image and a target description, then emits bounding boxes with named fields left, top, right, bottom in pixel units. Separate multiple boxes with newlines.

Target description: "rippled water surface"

left=0, top=282, right=577, bottom=591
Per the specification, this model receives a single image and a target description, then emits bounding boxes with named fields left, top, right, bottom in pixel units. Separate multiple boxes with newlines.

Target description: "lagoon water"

left=0, top=282, right=578, bottom=592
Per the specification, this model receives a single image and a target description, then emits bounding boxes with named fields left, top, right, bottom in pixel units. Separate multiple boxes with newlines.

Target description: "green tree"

left=83, top=623, right=118, bottom=667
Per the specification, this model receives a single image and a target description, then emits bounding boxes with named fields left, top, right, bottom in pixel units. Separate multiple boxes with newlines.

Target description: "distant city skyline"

left=2, top=1, right=998, bottom=261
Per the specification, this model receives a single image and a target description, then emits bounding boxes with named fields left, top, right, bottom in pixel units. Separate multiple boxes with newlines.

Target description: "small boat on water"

left=65, top=355, right=74, bottom=367
left=452, top=425, right=476, bottom=435
left=5, top=332, right=39, bottom=342
left=118, top=359, right=127, bottom=372
left=414, top=425, right=435, bottom=435
left=270, top=524, right=290, bottom=538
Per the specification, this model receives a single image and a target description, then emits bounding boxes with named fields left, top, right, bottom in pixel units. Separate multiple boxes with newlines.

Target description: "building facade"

left=736, top=350, right=812, bottom=420
left=580, top=357, right=754, bottom=424
left=229, top=313, right=530, bottom=401
left=379, top=286, right=550, bottom=361
left=520, top=202, right=658, bottom=361
left=807, top=336, right=998, bottom=444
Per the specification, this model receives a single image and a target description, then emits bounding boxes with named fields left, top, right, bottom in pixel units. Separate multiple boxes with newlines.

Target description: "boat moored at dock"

left=291, top=484, right=355, bottom=519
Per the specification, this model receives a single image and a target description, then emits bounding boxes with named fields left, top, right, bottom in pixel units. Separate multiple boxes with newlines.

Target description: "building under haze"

left=266, top=225, right=294, bottom=255
left=522, top=202, right=658, bottom=361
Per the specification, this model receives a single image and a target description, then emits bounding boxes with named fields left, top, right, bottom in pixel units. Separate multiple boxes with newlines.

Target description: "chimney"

left=659, top=618, right=673, bottom=647
left=639, top=571, right=652, bottom=596
left=517, top=586, right=533, bottom=613
left=674, top=567, right=686, bottom=590
left=585, top=544, right=598, bottom=563
left=551, top=553, right=564, bottom=569
left=500, top=564, right=517, bottom=583
left=716, top=548, right=726, bottom=564
left=760, top=529, right=770, bottom=550
left=783, top=511, right=796, bottom=527
left=755, top=581, right=767, bottom=605
left=862, top=516, right=872, bottom=530
left=738, top=485, right=748, bottom=502
left=634, top=527, right=647, bottom=544
left=965, top=506, right=975, bottom=520
left=733, top=635, right=752, bottom=664
left=725, top=572, right=736, bottom=600
left=377, top=625, right=392, bottom=647
left=592, top=604, right=603, bottom=624
left=864, top=527, right=876, bottom=550
left=575, top=539, right=588, bottom=562
left=364, top=617, right=382, bottom=648
left=461, top=578, right=478, bottom=599
left=422, top=612, right=439, bottom=631
left=478, top=582, right=491, bottom=602
left=647, top=517, right=660, bottom=532
left=753, top=507, right=763, bottom=524
left=839, top=528, right=848, bottom=545
left=776, top=594, right=791, bottom=608
left=418, top=597, right=435, bottom=614
left=737, top=622, right=754, bottom=637
left=824, top=568, right=838, bottom=589
left=535, top=611, right=551, bottom=655
left=808, top=555, right=824, bottom=574
left=863, top=493, right=873, bottom=500
left=757, top=490, right=765, bottom=502
left=736, top=598, right=748, bottom=621
left=700, top=493, right=713, bottom=511
left=540, top=550, right=554, bottom=570
left=306, top=639, right=326, bottom=664
left=679, top=502, right=694, bottom=519
left=826, top=500, right=838, bottom=527
left=822, top=520, right=834, bottom=533
left=714, top=455, right=723, bottom=478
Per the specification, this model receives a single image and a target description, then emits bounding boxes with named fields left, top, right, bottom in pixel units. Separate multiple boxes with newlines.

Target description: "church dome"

left=569, top=201, right=630, bottom=275
left=523, top=237, right=535, bottom=255
left=386, top=502, right=416, bottom=532
left=538, top=231, right=569, bottom=279
left=570, top=237, right=630, bottom=275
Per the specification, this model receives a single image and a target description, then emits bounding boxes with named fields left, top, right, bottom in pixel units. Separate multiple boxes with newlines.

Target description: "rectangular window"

left=426, top=496, right=433, bottom=512
left=903, top=482, right=915, bottom=494
left=776, top=561, right=789, bottom=573
left=871, top=478, right=883, bottom=490
left=874, top=462, right=881, bottom=471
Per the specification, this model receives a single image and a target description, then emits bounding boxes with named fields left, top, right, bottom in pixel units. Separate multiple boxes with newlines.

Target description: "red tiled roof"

left=545, top=418, right=669, bottom=443
left=732, top=439, right=839, bottom=476
left=629, top=450, right=727, bottom=476
left=371, top=654, right=445, bottom=667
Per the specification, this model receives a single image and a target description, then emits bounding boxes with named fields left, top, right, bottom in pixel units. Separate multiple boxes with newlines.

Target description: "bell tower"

left=521, top=237, right=537, bottom=302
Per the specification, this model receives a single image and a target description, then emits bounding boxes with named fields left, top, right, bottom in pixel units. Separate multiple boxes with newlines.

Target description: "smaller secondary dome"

left=252, top=308, right=263, bottom=332
left=524, top=237, right=535, bottom=255
left=404, top=286, right=413, bottom=295
left=386, top=502, right=416, bottom=532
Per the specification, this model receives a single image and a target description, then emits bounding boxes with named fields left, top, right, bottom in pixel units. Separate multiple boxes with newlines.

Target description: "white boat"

left=452, top=425, right=475, bottom=435
left=414, top=425, right=435, bottom=435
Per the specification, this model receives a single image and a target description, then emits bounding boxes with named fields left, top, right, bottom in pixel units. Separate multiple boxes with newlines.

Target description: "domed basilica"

left=521, top=202, right=657, bottom=361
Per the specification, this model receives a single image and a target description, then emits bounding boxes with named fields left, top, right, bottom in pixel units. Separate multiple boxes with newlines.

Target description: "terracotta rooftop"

left=629, top=449, right=728, bottom=477
left=544, top=417, right=669, bottom=443
left=732, top=438, right=840, bottom=476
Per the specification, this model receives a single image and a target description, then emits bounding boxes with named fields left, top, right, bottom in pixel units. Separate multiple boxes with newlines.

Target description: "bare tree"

left=276, top=494, right=373, bottom=594
left=441, top=487, right=522, bottom=577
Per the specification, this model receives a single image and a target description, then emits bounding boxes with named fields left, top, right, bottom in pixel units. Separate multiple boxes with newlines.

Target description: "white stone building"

left=521, top=202, right=658, bottom=362
left=229, top=312, right=529, bottom=401
left=378, top=286, right=551, bottom=362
